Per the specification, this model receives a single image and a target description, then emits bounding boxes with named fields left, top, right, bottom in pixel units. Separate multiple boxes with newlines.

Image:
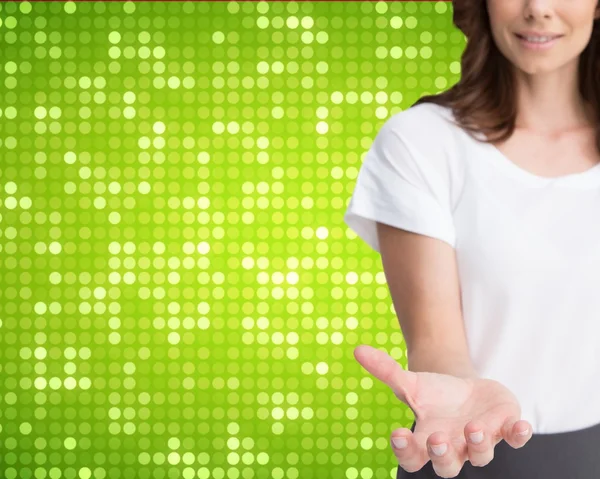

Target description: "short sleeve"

left=343, top=111, right=456, bottom=253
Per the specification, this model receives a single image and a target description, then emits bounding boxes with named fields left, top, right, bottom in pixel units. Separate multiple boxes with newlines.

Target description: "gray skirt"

left=396, top=419, right=600, bottom=479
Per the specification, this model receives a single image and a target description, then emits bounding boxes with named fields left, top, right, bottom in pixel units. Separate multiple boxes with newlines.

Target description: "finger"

left=390, top=428, right=431, bottom=473
left=353, top=344, right=419, bottom=410
left=426, top=430, right=466, bottom=478
left=500, top=416, right=532, bottom=448
left=464, top=419, right=495, bottom=467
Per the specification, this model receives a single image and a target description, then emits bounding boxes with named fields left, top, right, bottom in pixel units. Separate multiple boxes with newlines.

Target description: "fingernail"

left=430, top=443, right=447, bottom=456
left=469, top=430, right=483, bottom=444
left=516, top=428, right=529, bottom=437
left=392, top=437, right=408, bottom=449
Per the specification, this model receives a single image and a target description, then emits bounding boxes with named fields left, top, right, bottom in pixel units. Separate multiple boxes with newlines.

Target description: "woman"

left=344, top=0, right=600, bottom=478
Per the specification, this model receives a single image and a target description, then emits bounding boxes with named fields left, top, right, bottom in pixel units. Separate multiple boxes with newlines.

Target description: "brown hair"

left=411, top=0, right=600, bottom=154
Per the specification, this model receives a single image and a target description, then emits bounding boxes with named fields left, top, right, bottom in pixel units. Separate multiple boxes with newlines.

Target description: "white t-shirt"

left=344, top=101, right=600, bottom=435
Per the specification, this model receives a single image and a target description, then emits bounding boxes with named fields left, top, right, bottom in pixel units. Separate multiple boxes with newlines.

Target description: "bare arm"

left=376, top=221, right=479, bottom=379
left=408, top=347, right=478, bottom=379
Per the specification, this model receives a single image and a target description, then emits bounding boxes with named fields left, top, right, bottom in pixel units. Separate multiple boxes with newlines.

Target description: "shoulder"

left=372, top=102, right=460, bottom=173
left=383, top=102, right=456, bottom=137
left=375, top=103, right=460, bottom=164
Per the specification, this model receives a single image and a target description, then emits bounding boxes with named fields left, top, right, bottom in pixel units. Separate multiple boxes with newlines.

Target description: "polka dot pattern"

left=0, top=1, right=462, bottom=478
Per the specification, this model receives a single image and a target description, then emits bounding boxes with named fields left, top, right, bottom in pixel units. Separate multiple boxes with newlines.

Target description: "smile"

left=514, top=33, right=563, bottom=50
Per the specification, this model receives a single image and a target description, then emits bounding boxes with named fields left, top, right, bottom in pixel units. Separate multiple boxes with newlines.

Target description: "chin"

left=510, top=57, right=558, bottom=75
left=518, top=66, right=559, bottom=76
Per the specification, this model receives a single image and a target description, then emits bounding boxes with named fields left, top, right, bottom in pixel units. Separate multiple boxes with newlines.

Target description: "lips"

left=515, top=33, right=562, bottom=40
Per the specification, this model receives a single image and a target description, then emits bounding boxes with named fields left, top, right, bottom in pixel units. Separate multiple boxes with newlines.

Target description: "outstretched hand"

left=354, top=344, right=533, bottom=478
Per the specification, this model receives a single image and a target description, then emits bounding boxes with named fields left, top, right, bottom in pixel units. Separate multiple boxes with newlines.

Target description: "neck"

left=512, top=58, right=595, bottom=133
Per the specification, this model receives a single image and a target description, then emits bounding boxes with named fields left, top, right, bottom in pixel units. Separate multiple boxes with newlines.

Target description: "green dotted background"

left=0, top=1, right=465, bottom=478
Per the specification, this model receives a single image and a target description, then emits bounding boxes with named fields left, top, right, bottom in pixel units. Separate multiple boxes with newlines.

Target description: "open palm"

left=354, top=344, right=533, bottom=478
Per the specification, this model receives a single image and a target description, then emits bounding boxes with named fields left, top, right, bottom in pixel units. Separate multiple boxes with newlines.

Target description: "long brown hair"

left=411, top=0, right=600, bottom=154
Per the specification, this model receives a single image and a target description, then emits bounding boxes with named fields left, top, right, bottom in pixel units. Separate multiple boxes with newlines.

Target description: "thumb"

left=354, top=344, right=419, bottom=410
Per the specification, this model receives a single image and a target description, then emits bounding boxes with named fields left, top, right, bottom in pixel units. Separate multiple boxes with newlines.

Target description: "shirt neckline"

left=474, top=130, right=600, bottom=189
left=429, top=102, right=600, bottom=189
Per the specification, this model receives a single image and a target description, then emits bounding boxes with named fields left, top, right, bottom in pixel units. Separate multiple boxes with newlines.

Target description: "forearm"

left=407, top=347, right=479, bottom=379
